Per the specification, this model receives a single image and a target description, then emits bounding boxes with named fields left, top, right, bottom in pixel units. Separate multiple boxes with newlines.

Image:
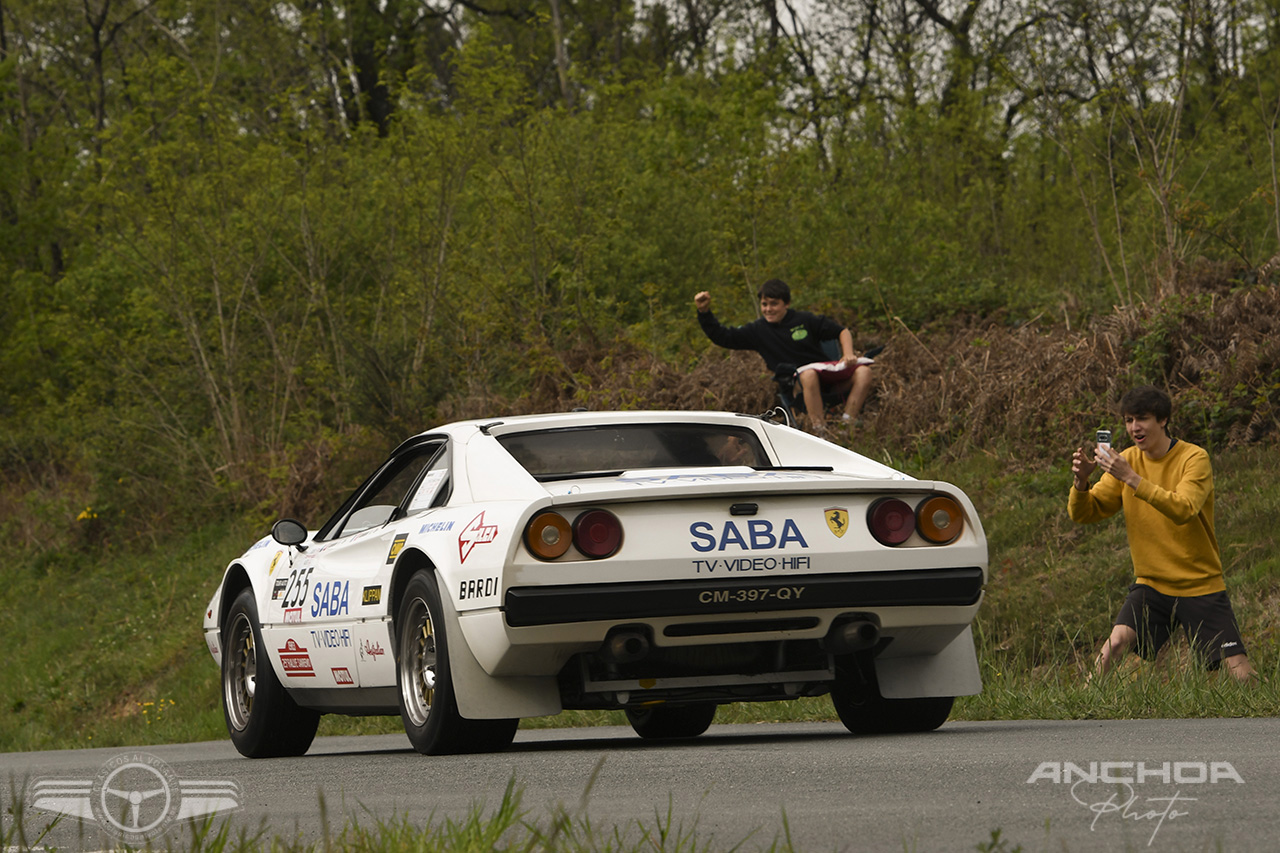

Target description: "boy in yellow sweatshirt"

left=1069, top=385, right=1255, bottom=682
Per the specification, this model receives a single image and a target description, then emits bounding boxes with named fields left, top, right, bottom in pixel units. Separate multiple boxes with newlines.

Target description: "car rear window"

left=497, top=424, right=769, bottom=480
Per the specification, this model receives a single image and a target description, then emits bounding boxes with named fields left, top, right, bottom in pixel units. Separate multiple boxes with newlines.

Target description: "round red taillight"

left=525, top=511, right=572, bottom=560
left=573, top=509, right=622, bottom=559
left=867, top=498, right=915, bottom=546
left=916, top=495, right=964, bottom=544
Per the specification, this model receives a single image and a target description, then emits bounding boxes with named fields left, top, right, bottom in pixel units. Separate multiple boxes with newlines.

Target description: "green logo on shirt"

left=791, top=327, right=809, bottom=341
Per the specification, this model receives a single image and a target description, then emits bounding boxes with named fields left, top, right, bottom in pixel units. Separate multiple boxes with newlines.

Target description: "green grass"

left=4, top=769, right=1055, bottom=853
left=1, top=447, right=1277, bottom=755
left=6, top=769, right=811, bottom=853
left=0, top=774, right=1227, bottom=852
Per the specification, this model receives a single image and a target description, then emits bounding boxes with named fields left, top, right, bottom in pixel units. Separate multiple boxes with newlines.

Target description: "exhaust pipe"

left=600, top=629, right=650, bottom=663
left=827, top=619, right=880, bottom=654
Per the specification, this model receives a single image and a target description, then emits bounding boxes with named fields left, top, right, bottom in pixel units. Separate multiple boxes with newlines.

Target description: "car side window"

left=405, top=449, right=450, bottom=514
left=334, top=444, right=443, bottom=538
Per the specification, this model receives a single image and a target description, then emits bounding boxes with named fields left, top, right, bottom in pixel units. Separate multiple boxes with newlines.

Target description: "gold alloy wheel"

left=223, top=612, right=257, bottom=731
left=398, top=595, right=437, bottom=727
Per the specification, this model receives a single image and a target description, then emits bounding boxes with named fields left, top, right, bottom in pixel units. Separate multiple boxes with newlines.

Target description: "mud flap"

left=873, top=625, right=982, bottom=699
left=438, top=574, right=563, bottom=719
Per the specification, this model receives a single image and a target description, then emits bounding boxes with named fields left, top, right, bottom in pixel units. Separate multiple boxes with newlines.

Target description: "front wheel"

left=221, top=588, right=320, bottom=758
left=396, top=570, right=518, bottom=755
left=625, top=703, right=717, bottom=739
left=830, top=655, right=953, bottom=735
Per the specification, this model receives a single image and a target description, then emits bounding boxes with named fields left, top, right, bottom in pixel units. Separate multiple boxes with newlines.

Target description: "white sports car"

left=203, top=410, right=987, bottom=757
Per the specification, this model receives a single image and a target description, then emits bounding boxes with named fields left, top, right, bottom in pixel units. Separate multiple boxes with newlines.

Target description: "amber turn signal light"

left=525, top=511, right=572, bottom=559
left=916, top=495, right=964, bottom=544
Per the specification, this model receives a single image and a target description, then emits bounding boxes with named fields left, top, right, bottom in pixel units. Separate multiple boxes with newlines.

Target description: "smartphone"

left=1096, top=429, right=1112, bottom=455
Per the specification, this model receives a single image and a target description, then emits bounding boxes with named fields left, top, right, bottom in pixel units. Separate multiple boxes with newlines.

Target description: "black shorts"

left=1115, top=583, right=1247, bottom=669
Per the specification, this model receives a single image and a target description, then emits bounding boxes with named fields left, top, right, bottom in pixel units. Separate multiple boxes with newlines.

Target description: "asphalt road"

left=3, top=719, right=1277, bottom=852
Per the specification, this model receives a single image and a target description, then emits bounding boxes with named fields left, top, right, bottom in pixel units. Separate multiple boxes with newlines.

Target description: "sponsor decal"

left=268, top=550, right=284, bottom=576
left=271, top=577, right=288, bottom=601
left=248, top=536, right=272, bottom=551
left=386, top=533, right=408, bottom=564
left=362, top=585, right=382, bottom=605
left=30, top=752, right=241, bottom=844
left=1027, top=760, right=1245, bottom=846
left=459, top=577, right=499, bottom=600
left=277, top=639, right=314, bottom=677
left=205, top=635, right=220, bottom=657
left=693, top=556, right=811, bottom=573
left=280, top=566, right=314, bottom=608
left=309, top=628, right=352, bottom=648
left=331, top=667, right=354, bottom=685
left=689, top=519, right=809, bottom=553
left=825, top=507, right=849, bottom=538
left=420, top=520, right=455, bottom=533
left=458, top=512, right=499, bottom=563
left=310, top=580, right=350, bottom=617
left=359, top=639, right=387, bottom=661
left=283, top=607, right=303, bottom=624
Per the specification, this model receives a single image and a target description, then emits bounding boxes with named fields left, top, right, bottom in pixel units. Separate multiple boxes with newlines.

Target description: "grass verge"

left=1, top=447, right=1277, bottom=755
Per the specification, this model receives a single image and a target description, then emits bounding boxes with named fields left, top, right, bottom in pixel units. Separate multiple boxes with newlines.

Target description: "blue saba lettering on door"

left=689, top=520, right=809, bottom=552
left=311, top=580, right=350, bottom=617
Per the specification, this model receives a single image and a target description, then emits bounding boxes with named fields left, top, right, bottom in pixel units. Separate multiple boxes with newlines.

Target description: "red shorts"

left=795, top=358, right=871, bottom=387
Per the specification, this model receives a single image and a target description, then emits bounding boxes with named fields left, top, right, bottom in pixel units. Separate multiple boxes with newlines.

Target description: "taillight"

left=867, top=498, right=914, bottom=546
left=523, top=509, right=623, bottom=560
left=525, top=511, right=572, bottom=559
left=916, top=496, right=964, bottom=544
left=573, top=509, right=623, bottom=559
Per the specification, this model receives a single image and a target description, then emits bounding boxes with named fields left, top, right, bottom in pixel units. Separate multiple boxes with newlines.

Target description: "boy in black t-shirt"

left=694, top=279, right=873, bottom=432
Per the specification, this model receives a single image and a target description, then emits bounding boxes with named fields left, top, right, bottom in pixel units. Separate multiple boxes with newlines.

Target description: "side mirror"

left=271, top=518, right=309, bottom=548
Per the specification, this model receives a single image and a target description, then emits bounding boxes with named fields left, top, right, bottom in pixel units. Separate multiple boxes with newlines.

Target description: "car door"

left=312, top=440, right=450, bottom=689
left=261, top=439, right=449, bottom=690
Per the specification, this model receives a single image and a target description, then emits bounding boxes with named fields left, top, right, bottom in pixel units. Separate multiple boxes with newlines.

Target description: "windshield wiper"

left=533, top=465, right=835, bottom=483
left=534, top=470, right=625, bottom=483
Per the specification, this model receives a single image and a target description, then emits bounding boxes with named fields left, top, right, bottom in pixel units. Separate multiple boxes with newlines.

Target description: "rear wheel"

left=396, top=570, right=518, bottom=754
left=625, top=703, right=717, bottom=739
left=221, top=588, right=320, bottom=757
left=831, top=655, right=953, bottom=734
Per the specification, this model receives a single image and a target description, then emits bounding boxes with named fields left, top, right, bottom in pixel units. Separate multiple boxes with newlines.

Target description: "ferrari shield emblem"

left=825, top=507, right=849, bottom=538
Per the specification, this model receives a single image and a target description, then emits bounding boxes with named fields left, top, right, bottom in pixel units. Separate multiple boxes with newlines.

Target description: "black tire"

left=830, top=654, right=954, bottom=735
left=625, top=703, right=717, bottom=739
left=396, top=570, right=518, bottom=755
left=221, top=588, right=320, bottom=758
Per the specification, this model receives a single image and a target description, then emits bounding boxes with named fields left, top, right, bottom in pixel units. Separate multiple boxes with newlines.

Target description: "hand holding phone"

left=1096, top=429, right=1112, bottom=459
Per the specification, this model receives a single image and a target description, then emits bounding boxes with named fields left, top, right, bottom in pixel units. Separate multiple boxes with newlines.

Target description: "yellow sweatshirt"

left=1068, top=439, right=1224, bottom=596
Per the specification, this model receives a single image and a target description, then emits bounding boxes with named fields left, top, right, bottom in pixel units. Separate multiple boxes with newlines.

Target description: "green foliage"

left=5, top=0, right=1280, bottom=531
left=3, top=446, right=1277, bottom=756
left=3, top=5, right=1280, bottom=759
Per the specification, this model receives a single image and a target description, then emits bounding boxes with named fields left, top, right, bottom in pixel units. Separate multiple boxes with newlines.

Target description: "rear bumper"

left=503, top=567, right=984, bottom=627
